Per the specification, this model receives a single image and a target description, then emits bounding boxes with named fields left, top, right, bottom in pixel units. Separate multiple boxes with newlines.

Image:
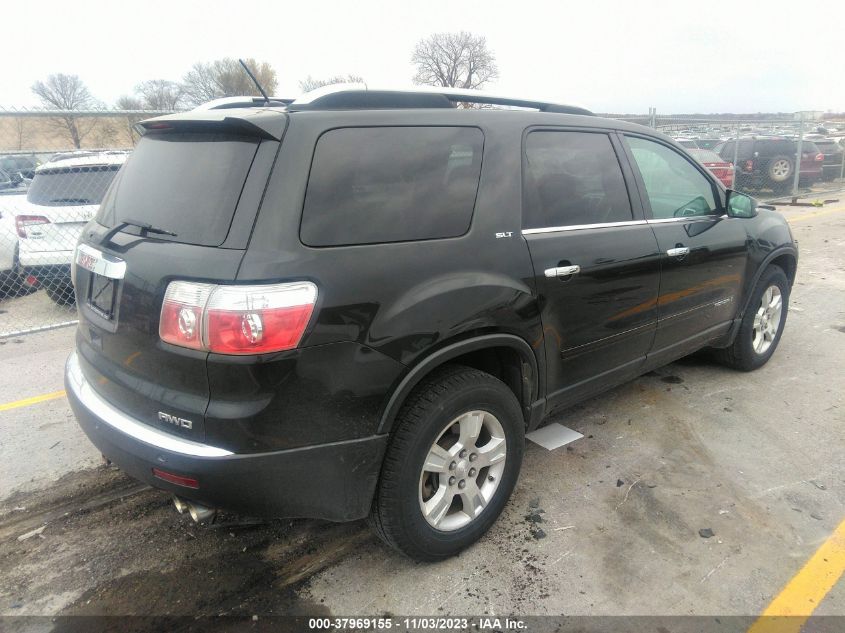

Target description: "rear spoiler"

left=136, top=109, right=287, bottom=141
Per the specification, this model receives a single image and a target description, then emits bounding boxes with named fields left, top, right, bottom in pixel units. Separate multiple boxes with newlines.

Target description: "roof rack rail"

left=288, top=85, right=593, bottom=115
left=193, top=96, right=296, bottom=111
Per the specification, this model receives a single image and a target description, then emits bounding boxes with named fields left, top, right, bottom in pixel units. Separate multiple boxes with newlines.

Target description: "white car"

left=0, top=182, right=36, bottom=298
left=12, top=152, right=128, bottom=304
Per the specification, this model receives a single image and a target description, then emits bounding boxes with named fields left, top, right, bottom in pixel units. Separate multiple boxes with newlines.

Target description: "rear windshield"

left=301, top=126, right=483, bottom=247
left=814, top=141, right=840, bottom=151
left=28, top=165, right=121, bottom=206
left=688, top=149, right=723, bottom=163
left=96, top=132, right=259, bottom=246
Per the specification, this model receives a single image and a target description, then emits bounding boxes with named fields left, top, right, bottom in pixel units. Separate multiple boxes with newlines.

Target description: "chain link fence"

left=1, top=106, right=843, bottom=338
left=612, top=111, right=845, bottom=202
left=0, top=107, right=171, bottom=337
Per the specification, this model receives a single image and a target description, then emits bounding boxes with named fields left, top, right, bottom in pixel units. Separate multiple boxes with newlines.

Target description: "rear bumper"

left=19, top=249, right=73, bottom=268
left=65, top=351, right=388, bottom=522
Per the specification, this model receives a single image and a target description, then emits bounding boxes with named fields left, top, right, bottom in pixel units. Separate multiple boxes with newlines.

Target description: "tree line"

left=26, top=33, right=497, bottom=148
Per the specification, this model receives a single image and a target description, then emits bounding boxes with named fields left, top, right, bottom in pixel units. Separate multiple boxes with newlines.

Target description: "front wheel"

left=369, top=365, right=524, bottom=561
left=713, top=265, right=789, bottom=371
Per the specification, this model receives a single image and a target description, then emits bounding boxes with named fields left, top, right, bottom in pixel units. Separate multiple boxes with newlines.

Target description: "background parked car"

left=674, top=137, right=700, bottom=149
left=812, top=138, right=844, bottom=181
left=695, top=138, right=722, bottom=150
left=715, top=137, right=823, bottom=192
left=688, top=148, right=734, bottom=188
left=12, top=152, right=128, bottom=304
left=0, top=154, right=41, bottom=180
left=0, top=206, right=37, bottom=298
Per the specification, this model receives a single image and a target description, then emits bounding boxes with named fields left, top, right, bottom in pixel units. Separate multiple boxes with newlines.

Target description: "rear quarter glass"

left=95, top=132, right=260, bottom=247
left=300, top=126, right=484, bottom=247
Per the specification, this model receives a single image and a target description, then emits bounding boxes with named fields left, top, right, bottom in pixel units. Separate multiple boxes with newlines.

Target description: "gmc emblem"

left=157, top=411, right=193, bottom=430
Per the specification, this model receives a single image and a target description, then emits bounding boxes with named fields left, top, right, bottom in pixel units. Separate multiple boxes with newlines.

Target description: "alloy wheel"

left=752, top=285, right=783, bottom=354
left=771, top=159, right=791, bottom=180
left=418, top=410, right=507, bottom=531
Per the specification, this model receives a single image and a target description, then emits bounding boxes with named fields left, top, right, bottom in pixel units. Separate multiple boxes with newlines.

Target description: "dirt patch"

left=0, top=466, right=364, bottom=617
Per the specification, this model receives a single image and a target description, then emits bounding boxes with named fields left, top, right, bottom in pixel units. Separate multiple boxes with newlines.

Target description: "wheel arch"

left=719, top=246, right=797, bottom=348
left=744, top=246, right=797, bottom=307
left=376, top=333, right=540, bottom=435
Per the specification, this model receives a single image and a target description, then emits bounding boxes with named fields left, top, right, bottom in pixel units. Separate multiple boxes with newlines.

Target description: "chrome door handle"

left=666, top=247, right=690, bottom=257
left=544, top=265, right=581, bottom=278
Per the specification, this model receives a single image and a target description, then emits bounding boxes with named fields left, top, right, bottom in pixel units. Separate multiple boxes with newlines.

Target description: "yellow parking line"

left=786, top=206, right=845, bottom=223
left=747, top=517, right=845, bottom=633
left=0, top=390, right=66, bottom=412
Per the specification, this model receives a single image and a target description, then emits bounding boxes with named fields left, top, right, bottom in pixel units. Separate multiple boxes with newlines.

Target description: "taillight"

left=15, top=215, right=50, bottom=238
left=743, top=160, right=753, bottom=172
left=159, top=280, right=317, bottom=355
left=815, top=153, right=824, bottom=162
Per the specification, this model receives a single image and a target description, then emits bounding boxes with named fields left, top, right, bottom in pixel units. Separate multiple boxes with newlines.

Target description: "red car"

left=688, top=148, right=734, bottom=188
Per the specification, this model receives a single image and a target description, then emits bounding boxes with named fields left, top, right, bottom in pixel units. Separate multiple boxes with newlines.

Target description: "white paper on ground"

left=525, top=423, right=584, bottom=450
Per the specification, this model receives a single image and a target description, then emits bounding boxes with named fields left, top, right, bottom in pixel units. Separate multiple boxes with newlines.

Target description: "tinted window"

left=757, top=140, right=793, bottom=155
left=97, top=132, right=258, bottom=246
left=626, top=136, right=718, bottom=219
left=815, top=141, right=839, bottom=152
left=301, top=127, right=483, bottom=246
left=28, top=165, right=121, bottom=206
left=798, top=141, right=820, bottom=155
left=523, top=131, right=632, bottom=229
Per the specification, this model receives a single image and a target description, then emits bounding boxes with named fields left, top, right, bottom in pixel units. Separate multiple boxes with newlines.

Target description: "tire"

left=369, top=365, right=524, bottom=561
left=45, top=281, right=76, bottom=306
left=766, top=155, right=793, bottom=187
left=712, top=266, right=789, bottom=371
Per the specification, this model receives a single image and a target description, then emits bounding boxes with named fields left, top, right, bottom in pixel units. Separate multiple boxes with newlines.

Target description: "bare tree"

left=181, top=58, right=278, bottom=106
left=115, top=95, right=143, bottom=110
left=31, top=73, right=99, bottom=148
left=13, top=117, right=30, bottom=150
left=299, top=74, right=365, bottom=93
left=115, top=95, right=145, bottom=146
left=135, top=80, right=183, bottom=110
left=411, top=32, right=498, bottom=90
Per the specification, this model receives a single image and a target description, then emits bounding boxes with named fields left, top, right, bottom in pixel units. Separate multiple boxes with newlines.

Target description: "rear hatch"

left=814, top=140, right=844, bottom=166
left=797, top=141, right=823, bottom=176
left=73, top=109, right=286, bottom=443
left=16, top=158, right=123, bottom=256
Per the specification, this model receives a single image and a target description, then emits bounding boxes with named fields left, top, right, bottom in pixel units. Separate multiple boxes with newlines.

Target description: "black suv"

left=715, top=136, right=821, bottom=192
left=66, top=88, right=797, bottom=561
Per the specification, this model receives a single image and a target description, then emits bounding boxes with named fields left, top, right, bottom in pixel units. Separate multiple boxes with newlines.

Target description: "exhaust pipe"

left=173, top=496, right=217, bottom=523
left=188, top=502, right=217, bottom=524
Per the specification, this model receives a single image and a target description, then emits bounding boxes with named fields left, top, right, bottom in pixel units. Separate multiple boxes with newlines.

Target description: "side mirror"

left=725, top=190, right=757, bottom=218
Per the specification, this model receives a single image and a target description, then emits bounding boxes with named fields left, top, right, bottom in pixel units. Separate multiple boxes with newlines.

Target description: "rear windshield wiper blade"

left=99, top=217, right=177, bottom=245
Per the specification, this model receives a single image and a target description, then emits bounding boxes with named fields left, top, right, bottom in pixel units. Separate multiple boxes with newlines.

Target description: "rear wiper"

left=99, top=217, right=177, bottom=245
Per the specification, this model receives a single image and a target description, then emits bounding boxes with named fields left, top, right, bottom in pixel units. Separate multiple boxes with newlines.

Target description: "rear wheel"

left=712, top=266, right=789, bottom=371
left=369, top=365, right=524, bottom=561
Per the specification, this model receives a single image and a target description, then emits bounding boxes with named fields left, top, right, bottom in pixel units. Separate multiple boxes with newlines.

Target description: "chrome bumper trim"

left=65, top=352, right=233, bottom=458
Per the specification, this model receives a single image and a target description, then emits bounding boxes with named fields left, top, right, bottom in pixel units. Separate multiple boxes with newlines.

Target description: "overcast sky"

left=3, top=0, right=843, bottom=114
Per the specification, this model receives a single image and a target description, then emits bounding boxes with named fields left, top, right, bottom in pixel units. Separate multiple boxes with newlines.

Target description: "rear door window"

left=301, top=127, right=483, bottom=246
left=96, top=132, right=259, bottom=246
left=523, top=131, right=633, bottom=229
